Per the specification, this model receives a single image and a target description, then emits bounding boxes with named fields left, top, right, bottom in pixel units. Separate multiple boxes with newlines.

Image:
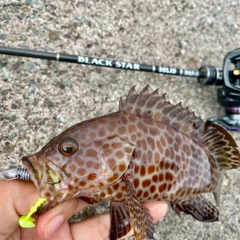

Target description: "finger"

left=71, top=213, right=110, bottom=240
left=141, top=200, right=168, bottom=222
left=1, top=181, right=39, bottom=214
left=0, top=181, right=39, bottom=239
left=42, top=221, right=73, bottom=240
left=70, top=201, right=168, bottom=240
left=36, top=198, right=88, bottom=239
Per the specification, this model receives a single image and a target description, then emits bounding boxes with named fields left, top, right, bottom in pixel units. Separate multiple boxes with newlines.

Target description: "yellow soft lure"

left=19, top=198, right=46, bottom=228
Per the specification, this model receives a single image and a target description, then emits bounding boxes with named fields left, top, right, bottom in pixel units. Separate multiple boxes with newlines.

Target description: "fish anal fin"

left=171, top=195, right=219, bottom=223
left=213, top=170, right=224, bottom=206
left=125, top=179, right=155, bottom=240
left=109, top=202, right=131, bottom=240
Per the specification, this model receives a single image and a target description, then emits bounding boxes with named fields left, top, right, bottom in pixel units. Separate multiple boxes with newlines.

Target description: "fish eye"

left=58, top=138, right=78, bottom=156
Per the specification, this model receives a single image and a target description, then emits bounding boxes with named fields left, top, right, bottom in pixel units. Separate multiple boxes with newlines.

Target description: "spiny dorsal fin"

left=120, top=86, right=240, bottom=169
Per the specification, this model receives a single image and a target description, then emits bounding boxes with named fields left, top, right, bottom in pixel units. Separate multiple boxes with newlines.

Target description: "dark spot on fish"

left=170, top=193, right=175, bottom=201
left=116, top=192, right=123, bottom=199
left=152, top=174, right=158, bottom=182
left=112, top=142, right=122, bottom=149
left=102, top=143, right=110, bottom=149
left=137, top=189, right=143, bottom=198
left=119, top=163, right=126, bottom=172
left=160, top=160, right=164, bottom=169
left=115, top=150, right=124, bottom=159
left=159, top=173, right=164, bottom=182
left=99, top=181, right=104, bottom=187
left=107, top=188, right=113, bottom=195
left=140, top=166, right=146, bottom=176
left=113, top=183, right=119, bottom=190
left=150, top=185, right=156, bottom=193
left=77, top=168, right=86, bottom=175
left=80, top=181, right=86, bottom=187
left=158, top=183, right=167, bottom=192
left=87, top=173, right=97, bottom=181
left=45, top=192, right=51, bottom=198
left=100, top=192, right=106, bottom=198
left=153, top=193, right=159, bottom=199
left=134, top=178, right=140, bottom=188
left=166, top=172, right=174, bottom=181
left=143, top=191, right=149, bottom=198
left=142, top=179, right=151, bottom=188
left=165, top=161, right=170, bottom=169
left=86, top=161, right=93, bottom=168
left=148, top=165, right=155, bottom=174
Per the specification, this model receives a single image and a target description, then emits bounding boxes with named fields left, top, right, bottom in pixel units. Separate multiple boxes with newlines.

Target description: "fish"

left=22, top=86, right=240, bottom=240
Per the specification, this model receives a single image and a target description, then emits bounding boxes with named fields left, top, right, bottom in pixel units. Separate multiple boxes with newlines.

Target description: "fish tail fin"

left=197, top=122, right=240, bottom=170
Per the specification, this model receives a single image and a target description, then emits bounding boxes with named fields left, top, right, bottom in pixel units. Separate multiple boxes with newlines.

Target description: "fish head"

left=22, top=121, right=135, bottom=212
left=22, top=134, right=82, bottom=211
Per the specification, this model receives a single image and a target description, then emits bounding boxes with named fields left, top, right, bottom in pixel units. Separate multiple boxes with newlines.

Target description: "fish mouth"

left=22, top=156, right=34, bottom=171
left=22, top=155, right=71, bottom=212
left=22, top=155, right=64, bottom=194
left=22, top=156, right=41, bottom=188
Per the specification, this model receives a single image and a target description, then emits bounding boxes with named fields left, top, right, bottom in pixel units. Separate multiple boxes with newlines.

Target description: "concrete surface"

left=0, top=1, right=240, bottom=239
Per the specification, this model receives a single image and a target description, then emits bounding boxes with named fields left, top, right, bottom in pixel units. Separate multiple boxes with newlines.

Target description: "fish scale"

left=22, top=86, right=240, bottom=240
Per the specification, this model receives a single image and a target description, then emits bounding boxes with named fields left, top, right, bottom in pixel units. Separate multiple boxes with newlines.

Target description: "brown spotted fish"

left=22, top=86, right=240, bottom=240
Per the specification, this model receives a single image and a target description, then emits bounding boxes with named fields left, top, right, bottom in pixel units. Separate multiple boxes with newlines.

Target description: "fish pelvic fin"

left=125, top=179, right=155, bottom=240
left=109, top=202, right=131, bottom=240
left=120, top=86, right=240, bottom=169
left=170, top=195, right=219, bottom=222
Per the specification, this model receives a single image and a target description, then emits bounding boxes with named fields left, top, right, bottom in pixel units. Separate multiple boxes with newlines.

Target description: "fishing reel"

left=198, top=49, right=240, bottom=131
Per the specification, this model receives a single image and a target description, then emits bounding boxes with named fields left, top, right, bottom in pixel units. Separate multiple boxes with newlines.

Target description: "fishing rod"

left=0, top=46, right=221, bottom=83
left=1, top=46, right=240, bottom=181
left=0, top=46, right=240, bottom=131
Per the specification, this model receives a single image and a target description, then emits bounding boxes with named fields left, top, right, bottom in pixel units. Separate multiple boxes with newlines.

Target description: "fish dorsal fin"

left=120, top=86, right=240, bottom=169
left=119, top=85, right=203, bottom=133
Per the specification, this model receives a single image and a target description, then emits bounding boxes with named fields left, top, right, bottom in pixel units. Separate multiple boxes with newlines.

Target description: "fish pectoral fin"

left=170, top=195, right=219, bottom=222
left=125, top=179, right=155, bottom=240
left=109, top=202, right=131, bottom=240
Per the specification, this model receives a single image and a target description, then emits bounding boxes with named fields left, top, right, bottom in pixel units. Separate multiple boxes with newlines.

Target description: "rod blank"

left=0, top=46, right=201, bottom=78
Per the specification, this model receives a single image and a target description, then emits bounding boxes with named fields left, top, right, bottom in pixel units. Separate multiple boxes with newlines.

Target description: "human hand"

left=0, top=180, right=168, bottom=240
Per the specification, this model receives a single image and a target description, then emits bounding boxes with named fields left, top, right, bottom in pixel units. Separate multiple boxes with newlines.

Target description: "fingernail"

left=44, top=215, right=64, bottom=239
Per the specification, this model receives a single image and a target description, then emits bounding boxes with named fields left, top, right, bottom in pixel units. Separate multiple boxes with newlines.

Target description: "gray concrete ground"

left=0, top=1, right=240, bottom=239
